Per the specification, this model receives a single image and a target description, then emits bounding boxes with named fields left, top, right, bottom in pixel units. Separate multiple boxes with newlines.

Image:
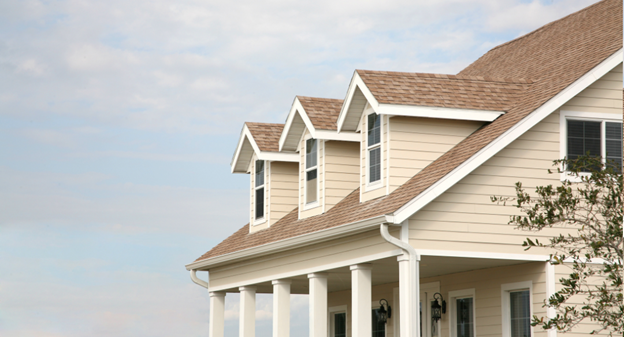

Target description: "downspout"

left=380, top=222, right=420, bottom=337
left=190, top=269, right=210, bottom=289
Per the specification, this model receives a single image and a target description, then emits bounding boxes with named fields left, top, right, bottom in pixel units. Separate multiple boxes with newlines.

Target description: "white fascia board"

left=185, top=214, right=388, bottom=270
left=390, top=49, right=623, bottom=225
left=231, top=125, right=261, bottom=173
left=377, top=104, right=504, bottom=122
left=337, top=71, right=380, bottom=132
left=279, top=97, right=316, bottom=151
left=417, top=249, right=549, bottom=261
left=314, top=130, right=360, bottom=142
left=256, top=152, right=299, bottom=162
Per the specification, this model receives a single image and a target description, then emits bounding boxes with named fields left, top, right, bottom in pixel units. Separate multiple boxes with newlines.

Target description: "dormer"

left=231, top=123, right=299, bottom=233
left=279, top=96, right=361, bottom=219
left=338, top=70, right=531, bottom=202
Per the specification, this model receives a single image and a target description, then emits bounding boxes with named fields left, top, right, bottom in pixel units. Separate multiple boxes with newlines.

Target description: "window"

left=305, top=138, right=318, bottom=204
left=564, top=113, right=623, bottom=174
left=367, top=113, right=381, bottom=184
left=449, top=289, right=475, bottom=337
left=372, top=308, right=386, bottom=337
left=329, top=306, right=347, bottom=337
left=332, top=312, right=346, bottom=337
left=502, top=282, right=533, bottom=337
left=255, top=160, right=265, bottom=220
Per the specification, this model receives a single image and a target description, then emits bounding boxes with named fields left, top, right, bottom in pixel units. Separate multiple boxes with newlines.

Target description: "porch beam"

left=351, top=264, right=372, bottom=337
left=272, top=279, right=291, bottom=337
left=308, top=273, right=328, bottom=337
left=239, top=286, right=256, bottom=337
left=209, top=291, right=226, bottom=337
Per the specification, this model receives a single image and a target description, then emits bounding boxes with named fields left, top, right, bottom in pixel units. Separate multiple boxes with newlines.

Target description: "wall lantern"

left=377, top=298, right=392, bottom=324
left=431, top=292, right=446, bottom=323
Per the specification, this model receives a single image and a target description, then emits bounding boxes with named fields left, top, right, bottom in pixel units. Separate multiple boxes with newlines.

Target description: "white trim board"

left=501, top=281, right=534, bottom=337
left=391, top=49, right=623, bottom=224
left=231, top=124, right=299, bottom=173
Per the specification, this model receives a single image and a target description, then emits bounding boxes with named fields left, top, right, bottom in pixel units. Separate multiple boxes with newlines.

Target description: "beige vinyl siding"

left=299, top=132, right=324, bottom=219
left=324, top=140, right=360, bottom=211
left=268, top=161, right=298, bottom=226
left=361, top=112, right=388, bottom=202
left=208, top=229, right=399, bottom=290
left=408, top=111, right=562, bottom=255
left=561, top=64, right=623, bottom=114
left=389, top=116, right=483, bottom=193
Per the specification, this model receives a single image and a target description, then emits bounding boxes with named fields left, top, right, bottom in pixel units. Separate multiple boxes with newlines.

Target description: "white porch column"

left=398, top=253, right=420, bottom=337
left=239, top=286, right=256, bottom=337
left=351, top=264, right=372, bottom=337
left=308, top=273, right=328, bottom=337
left=272, top=279, right=291, bottom=337
left=209, top=291, right=226, bottom=337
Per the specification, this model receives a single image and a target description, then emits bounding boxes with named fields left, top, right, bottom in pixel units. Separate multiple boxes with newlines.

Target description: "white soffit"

left=377, top=104, right=504, bottom=122
left=231, top=124, right=298, bottom=173
left=279, top=96, right=359, bottom=152
left=391, top=49, right=623, bottom=224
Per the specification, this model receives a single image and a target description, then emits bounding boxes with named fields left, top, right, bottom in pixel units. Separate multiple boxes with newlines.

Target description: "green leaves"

left=492, top=156, right=623, bottom=336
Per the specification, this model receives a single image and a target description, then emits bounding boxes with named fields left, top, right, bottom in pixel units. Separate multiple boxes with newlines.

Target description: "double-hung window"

left=368, top=113, right=381, bottom=184
left=565, top=117, right=622, bottom=173
left=305, top=138, right=318, bottom=204
left=255, top=160, right=265, bottom=220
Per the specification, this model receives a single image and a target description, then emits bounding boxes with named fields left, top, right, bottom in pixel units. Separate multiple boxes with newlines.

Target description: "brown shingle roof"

left=196, top=0, right=622, bottom=263
left=357, top=71, right=532, bottom=111
left=297, top=96, right=344, bottom=130
left=245, top=122, right=284, bottom=152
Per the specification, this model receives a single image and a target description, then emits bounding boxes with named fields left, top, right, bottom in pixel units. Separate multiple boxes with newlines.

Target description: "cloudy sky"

left=0, top=0, right=601, bottom=336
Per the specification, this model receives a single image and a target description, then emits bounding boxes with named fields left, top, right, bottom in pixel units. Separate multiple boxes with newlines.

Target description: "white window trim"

left=328, top=305, right=348, bottom=337
left=304, top=137, right=320, bottom=208
left=559, top=110, right=623, bottom=182
left=253, top=159, right=266, bottom=225
left=501, top=281, right=533, bottom=337
left=366, top=111, right=384, bottom=190
left=448, top=288, right=476, bottom=337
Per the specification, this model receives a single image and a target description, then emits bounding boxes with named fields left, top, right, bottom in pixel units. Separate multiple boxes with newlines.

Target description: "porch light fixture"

left=377, top=298, right=392, bottom=324
left=431, top=292, right=446, bottom=322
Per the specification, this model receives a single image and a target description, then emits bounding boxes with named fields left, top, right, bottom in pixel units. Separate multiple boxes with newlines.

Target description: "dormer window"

left=305, top=138, right=318, bottom=204
left=367, top=113, right=381, bottom=183
left=255, top=160, right=265, bottom=219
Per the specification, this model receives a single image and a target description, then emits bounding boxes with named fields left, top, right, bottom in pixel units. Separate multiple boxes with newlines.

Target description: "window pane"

left=567, top=120, right=601, bottom=172
left=368, top=114, right=381, bottom=146
left=369, top=147, right=381, bottom=183
left=510, top=290, right=531, bottom=337
left=372, top=309, right=386, bottom=337
left=255, top=187, right=264, bottom=219
left=606, top=122, right=622, bottom=173
left=306, top=169, right=317, bottom=203
left=255, top=160, right=264, bottom=187
left=334, top=313, right=346, bottom=337
left=306, top=139, right=317, bottom=169
left=456, top=298, right=473, bottom=337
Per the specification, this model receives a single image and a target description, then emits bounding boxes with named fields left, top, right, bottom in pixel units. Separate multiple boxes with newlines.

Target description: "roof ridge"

left=245, top=121, right=285, bottom=127
left=355, top=69, right=533, bottom=84
left=487, top=0, right=607, bottom=53
left=296, top=95, right=343, bottom=101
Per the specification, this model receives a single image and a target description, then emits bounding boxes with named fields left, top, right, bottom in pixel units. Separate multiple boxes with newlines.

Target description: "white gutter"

left=380, top=223, right=419, bottom=337
left=190, top=269, right=209, bottom=289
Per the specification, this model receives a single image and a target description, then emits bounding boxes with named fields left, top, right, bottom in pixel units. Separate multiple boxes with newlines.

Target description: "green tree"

left=492, top=156, right=623, bottom=336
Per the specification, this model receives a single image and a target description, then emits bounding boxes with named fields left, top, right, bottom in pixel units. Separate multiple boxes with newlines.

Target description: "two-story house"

left=186, top=1, right=623, bottom=337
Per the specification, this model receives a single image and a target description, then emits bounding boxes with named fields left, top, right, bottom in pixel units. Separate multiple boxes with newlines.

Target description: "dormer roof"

left=279, top=96, right=360, bottom=152
left=337, top=70, right=533, bottom=132
left=192, top=0, right=623, bottom=268
left=230, top=122, right=298, bottom=173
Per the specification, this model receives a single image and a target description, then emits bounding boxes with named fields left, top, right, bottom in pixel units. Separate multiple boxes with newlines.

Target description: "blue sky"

left=0, top=0, right=601, bottom=336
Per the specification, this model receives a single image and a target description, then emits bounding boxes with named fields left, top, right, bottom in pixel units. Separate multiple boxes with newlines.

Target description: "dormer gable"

left=231, top=122, right=299, bottom=233
left=337, top=70, right=534, bottom=202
